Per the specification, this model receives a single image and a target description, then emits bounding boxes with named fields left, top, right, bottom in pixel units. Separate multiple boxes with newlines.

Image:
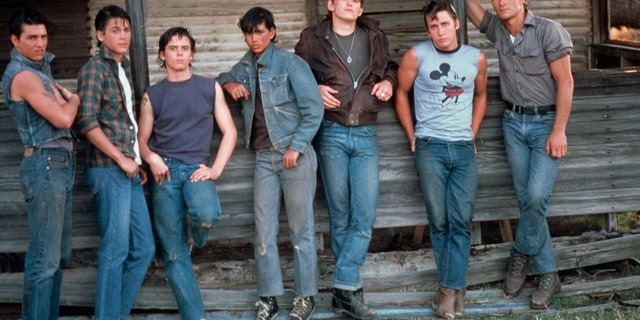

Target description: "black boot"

left=332, top=288, right=377, bottom=320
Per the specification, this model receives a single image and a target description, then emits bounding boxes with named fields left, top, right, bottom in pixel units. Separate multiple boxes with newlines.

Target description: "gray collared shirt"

left=480, top=10, right=572, bottom=106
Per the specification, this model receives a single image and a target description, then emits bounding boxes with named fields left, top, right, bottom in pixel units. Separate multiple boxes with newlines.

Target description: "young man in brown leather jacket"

left=295, top=1, right=398, bottom=318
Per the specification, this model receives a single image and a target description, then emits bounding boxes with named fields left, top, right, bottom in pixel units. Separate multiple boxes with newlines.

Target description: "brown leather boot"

left=504, top=248, right=529, bottom=297
left=454, top=288, right=466, bottom=317
left=531, top=272, right=561, bottom=309
left=433, top=286, right=458, bottom=319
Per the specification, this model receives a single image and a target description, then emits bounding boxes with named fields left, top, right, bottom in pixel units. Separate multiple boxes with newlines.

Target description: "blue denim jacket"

left=218, top=43, right=322, bottom=154
left=2, top=49, right=72, bottom=147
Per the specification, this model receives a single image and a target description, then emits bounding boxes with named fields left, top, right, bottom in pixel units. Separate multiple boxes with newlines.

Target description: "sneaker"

left=256, top=296, right=279, bottom=320
left=531, top=272, right=561, bottom=309
left=503, top=248, right=529, bottom=297
left=288, top=295, right=316, bottom=320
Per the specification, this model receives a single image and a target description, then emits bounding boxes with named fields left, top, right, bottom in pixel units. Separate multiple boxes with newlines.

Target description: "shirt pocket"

left=269, top=74, right=294, bottom=106
left=99, top=92, right=123, bottom=121
left=519, top=46, right=547, bottom=76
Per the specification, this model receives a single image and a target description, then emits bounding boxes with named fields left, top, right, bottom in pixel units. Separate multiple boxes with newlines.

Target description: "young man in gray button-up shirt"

left=465, top=0, right=574, bottom=310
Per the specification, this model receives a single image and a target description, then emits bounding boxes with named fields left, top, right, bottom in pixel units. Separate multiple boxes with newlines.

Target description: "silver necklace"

left=333, top=28, right=357, bottom=64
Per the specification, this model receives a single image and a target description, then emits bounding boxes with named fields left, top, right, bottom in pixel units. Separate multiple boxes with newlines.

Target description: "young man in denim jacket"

left=2, top=8, right=79, bottom=320
left=218, top=6, right=323, bottom=320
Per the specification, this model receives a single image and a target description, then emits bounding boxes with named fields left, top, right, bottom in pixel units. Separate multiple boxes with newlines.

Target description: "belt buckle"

left=514, top=104, right=523, bottom=114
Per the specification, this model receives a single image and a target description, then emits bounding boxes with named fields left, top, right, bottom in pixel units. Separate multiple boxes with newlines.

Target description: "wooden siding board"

left=0, top=0, right=91, bottom=79
left=1, top=68, right=640, bottom=253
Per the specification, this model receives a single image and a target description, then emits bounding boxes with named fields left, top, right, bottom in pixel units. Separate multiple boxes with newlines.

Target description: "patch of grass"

left=617, top=211, right=639, bottom=232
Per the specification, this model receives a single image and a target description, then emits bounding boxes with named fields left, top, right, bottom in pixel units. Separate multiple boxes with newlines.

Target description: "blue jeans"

left=85, top=166, right=155, bottom=320
left=414, top=137, right=477, bottom=290
left=315, top=120, right=379, bottom=291
left=150, top=158, right=221, bottom=320
left=20, top=148, right=74, bottom=320
left=503, top=110, right=560, bottom=275
left=254, top=148, right=318, bottom=297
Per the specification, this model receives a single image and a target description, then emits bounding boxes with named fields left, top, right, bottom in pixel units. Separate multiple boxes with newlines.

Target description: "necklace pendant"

left=347, top=56, right=352, bottom=64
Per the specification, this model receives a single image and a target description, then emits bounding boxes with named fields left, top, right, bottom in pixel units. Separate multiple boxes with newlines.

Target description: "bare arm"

left=137, top=92, right=170, bottom=185
left=394, top=48, right=419, bottom=153
left=471, top=51, right=488, bottom=140
left=190, top=82, right=238, bottom=182
left=547, top=55, right=574, bottom=159
left=465, top=0, right=486, bottom=28
left=9, top=71, right=79, bottom=128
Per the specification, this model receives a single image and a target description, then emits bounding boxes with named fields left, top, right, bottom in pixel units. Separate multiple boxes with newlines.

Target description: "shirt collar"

left=10, top=48, right=55, bottom=73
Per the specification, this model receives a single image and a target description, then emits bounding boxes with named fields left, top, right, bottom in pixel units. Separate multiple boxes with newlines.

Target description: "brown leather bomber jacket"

left=295, top=16, right=398, bottom=127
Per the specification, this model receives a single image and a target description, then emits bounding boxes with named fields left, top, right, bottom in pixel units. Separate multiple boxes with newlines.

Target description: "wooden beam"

left=2, top=233, right=638, bottom=308
left=126, top=0, right=149, bottom=102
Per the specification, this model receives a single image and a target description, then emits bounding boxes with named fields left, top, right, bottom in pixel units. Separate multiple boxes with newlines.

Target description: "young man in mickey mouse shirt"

left=395, top=1, right=487, bottom=318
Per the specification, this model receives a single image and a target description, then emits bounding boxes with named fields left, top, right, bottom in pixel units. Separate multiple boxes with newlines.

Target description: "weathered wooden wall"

left=2, top=67, right=639, bottom=254
left=1, top=0, right=638, bottom=251
left=0, top=0, right=90, bottom=79
left=1, top=0, right=639, bottom=311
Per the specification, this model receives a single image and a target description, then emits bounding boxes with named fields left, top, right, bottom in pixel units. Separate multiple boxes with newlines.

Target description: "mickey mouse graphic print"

left=413, top=40, right=480, bottom=141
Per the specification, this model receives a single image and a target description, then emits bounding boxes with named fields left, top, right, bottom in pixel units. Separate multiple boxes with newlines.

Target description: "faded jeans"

left=20, top=148, right=74, bottom=320
left=414, top=137, right=477, bottom=290
left=503, top=109, right=560, bottom=275
left=85, top=166, right=155, bottom=320
left=315, top=120, right=379, bottom=291
left=254, top=148, right=318, bottom=297
left=150, top=158, right=221, bottom=320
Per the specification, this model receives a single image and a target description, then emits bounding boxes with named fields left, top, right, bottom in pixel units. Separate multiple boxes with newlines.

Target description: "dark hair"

left=8, top=8, right=48, bottom=38
left=238, top=7, right=277, bottom=42
left=157, top=27, right=196, bottom=68
left=95, top=5, right=131, bottom=46
left=422, top=0, right=458, bottom=29
left=329, top=0, right=366, bottom=7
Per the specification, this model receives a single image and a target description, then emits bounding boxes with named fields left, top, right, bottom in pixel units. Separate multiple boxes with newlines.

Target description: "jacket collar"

left=10, top=48, right=54, bottom=73
left=314, top=15, right=380, bottom=38
left=240, top=42, right=277, bottom=68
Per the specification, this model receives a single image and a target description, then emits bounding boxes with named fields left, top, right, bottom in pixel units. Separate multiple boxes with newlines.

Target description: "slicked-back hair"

left=8, top=8, right=48, bottom=38
left=95, top=5, right=131, bottom=46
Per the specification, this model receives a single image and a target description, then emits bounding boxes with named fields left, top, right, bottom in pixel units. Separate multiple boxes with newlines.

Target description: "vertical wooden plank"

left=412, top=225, right=426, bottom=244
left=471, top=222, right=482, bottom=245
left=605, top=213, right=618, bottom=232
left=454, top=0, right=468, bottom=44
left=306, top=0, right=321, bottom=25
left=499, top=220, right=514, bottom=243
left=126, top=0, right=149, bottom=102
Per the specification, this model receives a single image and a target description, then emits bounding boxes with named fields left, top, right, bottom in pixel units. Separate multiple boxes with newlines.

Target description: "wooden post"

left=605, top=213, right=618, bottom=232
left=126, top=0, right=149, bottom=102
left=454, top=0, right=468, bottom=45
left=499, top=220, right=514, bottom=243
